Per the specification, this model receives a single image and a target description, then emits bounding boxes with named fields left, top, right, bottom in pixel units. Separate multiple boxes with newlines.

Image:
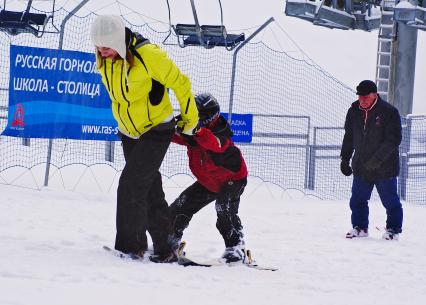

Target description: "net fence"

left=0, top=6, right=425, bottom=203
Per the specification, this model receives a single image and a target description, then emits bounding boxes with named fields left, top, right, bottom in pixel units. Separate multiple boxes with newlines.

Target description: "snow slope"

left=1, top=179, right=426, bottom=305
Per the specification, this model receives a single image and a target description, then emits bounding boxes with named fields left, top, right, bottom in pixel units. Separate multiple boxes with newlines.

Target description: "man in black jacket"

left=340, top=80, right=403, bottom=240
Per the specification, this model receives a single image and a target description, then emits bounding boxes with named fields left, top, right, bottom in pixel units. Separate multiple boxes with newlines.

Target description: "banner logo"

left=12, top=103, right=25, bottom=127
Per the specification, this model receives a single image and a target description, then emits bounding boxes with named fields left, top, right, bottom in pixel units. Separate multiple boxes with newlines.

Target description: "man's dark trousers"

left=349, top=176, right=403, bottom=233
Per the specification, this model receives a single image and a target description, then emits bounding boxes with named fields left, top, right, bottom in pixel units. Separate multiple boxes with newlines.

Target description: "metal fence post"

left=105, top=141, right=115, bottom=163
left=44, top=0, right=89, bottom=187
left=399, top=116, right=412, bottom=201
left=22, top=138, right=30, bottom=146
left=306, top=145, right=315, bottom=190
left=399, top=153, right=408, bottom=201
left=304, top=117, right=311, bottom=189
left=228, top=17, right=274, bottom=122
left=307, top=127, right=317, bottom=190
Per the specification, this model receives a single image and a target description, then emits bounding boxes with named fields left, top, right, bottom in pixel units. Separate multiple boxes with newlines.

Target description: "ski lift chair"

left=393, top=0, right=426, bottom=31
left=166, top=0, right=245, bottom=51
left=0, top=0, right=55, bottom=37
left=314, top=0, right=356, bottom=30
left=285, top=0, right=320, bottom=22
left=350, top=0, right=381, bottom=31
left=352, top=11, right=381, bottom=31
left=285, top=0, right=356, bottom=30
left=174, top=23, right=245, bottom=50
left=285, top=0, right=380, bottom=31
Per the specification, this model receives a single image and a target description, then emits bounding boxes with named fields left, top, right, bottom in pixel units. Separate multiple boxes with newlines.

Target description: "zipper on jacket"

left=104, top=60, right=130, bottom=134
left=146, top=96, right=151, bottom=121
left=359, top=98, right=378, bottom=133
left=126, top=108, right=141, bottom=134
left=362, top=109, right=368, bottom=132
left=108, top=61, right=130, bottom=135
left=116, top=103, right=131, bottom=134
left=126, top=66, right=131, bottom=92
left=143, top=97, right=153, bottom=129
left=110, top=63, right=116, bottom=100
left=119, top=64, right=141, bottom=135
left=103, top=59, right=111, bottom=92
left=120, top=65, right=131, bottom=105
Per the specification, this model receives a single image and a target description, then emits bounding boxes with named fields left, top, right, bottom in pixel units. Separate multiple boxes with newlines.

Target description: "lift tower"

left=285, top=0, right=426, bottom=116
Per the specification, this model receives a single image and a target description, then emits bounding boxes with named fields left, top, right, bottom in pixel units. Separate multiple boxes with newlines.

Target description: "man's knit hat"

left=356, top=80, right=377, bottom=96
left=90, top=15, right=126, bottom=59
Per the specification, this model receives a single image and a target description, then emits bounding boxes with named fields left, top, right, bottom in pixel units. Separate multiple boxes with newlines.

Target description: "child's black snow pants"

left=169, top=178, right=247, bottom=248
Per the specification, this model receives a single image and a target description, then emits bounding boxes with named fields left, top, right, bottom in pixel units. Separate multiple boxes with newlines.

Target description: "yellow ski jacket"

left=96, top=35, right=198, bottom=138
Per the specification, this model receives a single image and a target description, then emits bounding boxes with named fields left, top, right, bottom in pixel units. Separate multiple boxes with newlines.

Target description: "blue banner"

left=221, top=113, right=253, bottom=143
left=2, top=45, right=119, bottom=141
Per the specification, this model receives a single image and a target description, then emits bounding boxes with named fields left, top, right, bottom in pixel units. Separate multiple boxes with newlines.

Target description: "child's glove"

left=176, top=115, right=200, bottom=135
left=194, top=127, right=205, bottom=136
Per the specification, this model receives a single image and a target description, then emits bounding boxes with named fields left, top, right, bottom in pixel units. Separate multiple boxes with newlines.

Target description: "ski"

left=244, top=249, right=278, bottom=271
left=103, top=245, right=144, bottom=260
left=375, top=226, right=399, bottom=240
left=176, top=241, right=216, bottom=267
left=244, top=262, right=278, bottom=271
left=177, top=255, right=218, bottom=267
left=375, top=226, right=384, bottom=232
left=177, top=245, right=278, bottom=271
left=177, top=255, right=277, bottom=271
left=104, top=244, right=278, bottom=271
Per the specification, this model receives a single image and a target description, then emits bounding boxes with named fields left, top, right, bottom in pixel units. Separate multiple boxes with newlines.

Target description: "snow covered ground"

left=1, top=177, right=426, bottom=305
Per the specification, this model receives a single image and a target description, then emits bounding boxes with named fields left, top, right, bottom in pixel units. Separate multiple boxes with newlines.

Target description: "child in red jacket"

left=170, top=93, right=248, bottom=263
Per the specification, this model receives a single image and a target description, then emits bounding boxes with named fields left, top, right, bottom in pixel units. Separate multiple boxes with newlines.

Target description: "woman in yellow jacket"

left=91, top=15, right=198, bottom=262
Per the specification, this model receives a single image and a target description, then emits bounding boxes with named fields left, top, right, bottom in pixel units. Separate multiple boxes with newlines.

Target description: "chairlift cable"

left=273, top=20, right=316, bottom=64
left=165, top=0, right=172, bottom=30
left=25, top=0, right=34, bottom=12
left=268, top=26, right=286, bottom=51
left=85, top=1, right=117, bottom=14
left=218, top=0, right=223, bottom=27
left=107, top=0, right=168, bottom=25
left=229, top=25, right=262, bottom=33
left=163, top=0, right=173, bottom=44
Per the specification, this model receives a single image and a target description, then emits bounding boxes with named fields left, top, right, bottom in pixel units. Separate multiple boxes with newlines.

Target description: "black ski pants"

left=115, top=121, right=174, bottom=256
left=169, top=178, right=247, bottom=248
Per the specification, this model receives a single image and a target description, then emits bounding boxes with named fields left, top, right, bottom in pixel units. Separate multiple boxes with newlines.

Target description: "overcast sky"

left=11, top=0, right=426, bottom=113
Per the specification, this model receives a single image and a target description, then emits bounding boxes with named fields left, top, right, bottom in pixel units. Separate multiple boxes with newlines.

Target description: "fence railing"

left=301, top=116, right=426, bottom=202
left=306, top=127, right=342, bottom=191
left=1, top=112, right=425, bottom=202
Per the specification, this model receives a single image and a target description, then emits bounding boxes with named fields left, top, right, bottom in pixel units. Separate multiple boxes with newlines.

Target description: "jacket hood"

left=91, top=15, right=126, bottom=60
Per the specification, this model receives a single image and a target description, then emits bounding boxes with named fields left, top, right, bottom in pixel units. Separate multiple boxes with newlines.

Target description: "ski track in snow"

left=1, top=183, right=426, bottom=305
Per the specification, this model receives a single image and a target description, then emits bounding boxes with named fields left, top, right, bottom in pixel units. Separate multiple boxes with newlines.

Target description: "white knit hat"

left=90, top=15, right=126, bottom=60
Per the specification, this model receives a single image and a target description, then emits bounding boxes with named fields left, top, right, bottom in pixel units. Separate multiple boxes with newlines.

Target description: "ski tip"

left=244, top=249, right=277, bottom=271
left=246, top=263, right=278, bottom=271
left=103, top=245, right=143, bottom=260
left=177, top=256, right=213, bottom=267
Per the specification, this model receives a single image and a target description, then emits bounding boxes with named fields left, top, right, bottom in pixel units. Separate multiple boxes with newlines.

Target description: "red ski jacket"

left=172, top=117, right=248, bottom=193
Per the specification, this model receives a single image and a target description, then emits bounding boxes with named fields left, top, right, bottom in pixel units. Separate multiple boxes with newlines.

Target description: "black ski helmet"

left=195, top=93, right=220, bottom=125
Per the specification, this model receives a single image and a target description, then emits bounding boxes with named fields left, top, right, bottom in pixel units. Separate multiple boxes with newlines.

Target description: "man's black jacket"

left=340, top=96, right=402, bottom=181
